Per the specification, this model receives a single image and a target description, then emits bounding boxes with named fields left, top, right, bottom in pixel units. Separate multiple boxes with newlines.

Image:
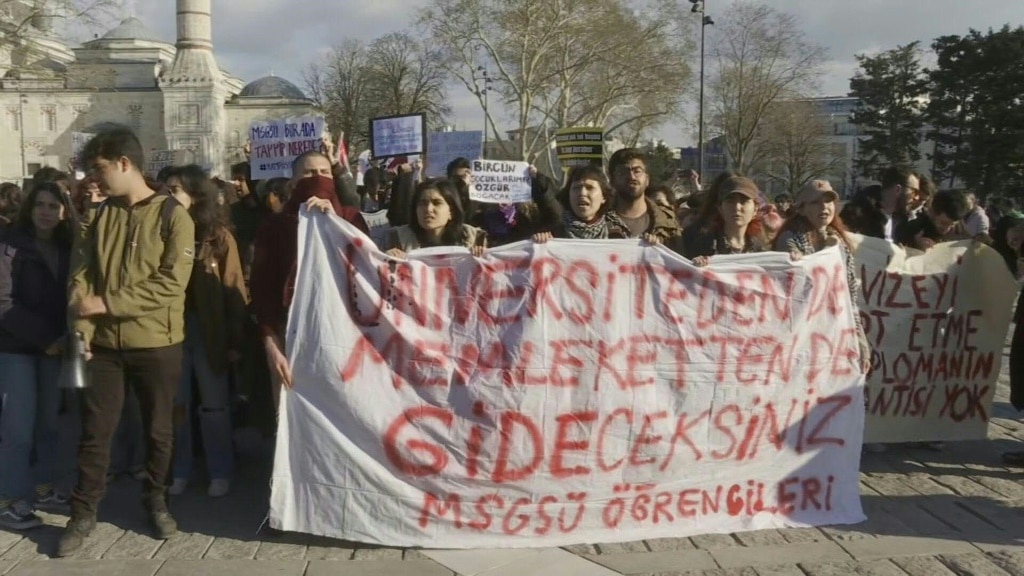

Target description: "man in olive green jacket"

left=58, top=128, right=195, bottom=557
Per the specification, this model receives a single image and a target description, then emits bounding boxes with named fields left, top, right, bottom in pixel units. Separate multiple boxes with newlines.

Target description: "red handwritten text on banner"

left=269, top=214, right=867, bottom=548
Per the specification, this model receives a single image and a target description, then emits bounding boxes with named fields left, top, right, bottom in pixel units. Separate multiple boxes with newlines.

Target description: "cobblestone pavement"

left=1, top=342, right=1022, bottom=576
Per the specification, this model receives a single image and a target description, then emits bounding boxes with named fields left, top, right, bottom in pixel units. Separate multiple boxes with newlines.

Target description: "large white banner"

left=853, top=235, right=1017, bottom=443
left=270, top=213, right=867, bottom=548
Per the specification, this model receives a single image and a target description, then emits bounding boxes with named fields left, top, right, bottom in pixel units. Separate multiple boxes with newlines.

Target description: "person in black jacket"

left=839, top=184, right=887, bottom=240
left=0, top=182, right=77, bottom=530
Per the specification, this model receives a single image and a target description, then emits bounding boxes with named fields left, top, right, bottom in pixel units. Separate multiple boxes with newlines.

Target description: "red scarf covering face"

left=251, top=175, right=349, bottom=337
left=283, top=175, right=344, bottom=216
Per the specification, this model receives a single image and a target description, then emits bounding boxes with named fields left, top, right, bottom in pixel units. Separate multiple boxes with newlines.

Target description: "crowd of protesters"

left=0, top=126, right=1022, bottom=557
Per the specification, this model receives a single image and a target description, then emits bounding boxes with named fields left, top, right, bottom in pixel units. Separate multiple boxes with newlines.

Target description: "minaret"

left=175, top=0, right=213, bottom=51
left=163, top=0, right=220, bottom=82
left=160, top=0, right=226, bottom=173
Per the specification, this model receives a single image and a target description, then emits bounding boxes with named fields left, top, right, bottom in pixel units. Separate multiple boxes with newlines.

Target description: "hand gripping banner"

left=269, top=213, right=868, bottom=548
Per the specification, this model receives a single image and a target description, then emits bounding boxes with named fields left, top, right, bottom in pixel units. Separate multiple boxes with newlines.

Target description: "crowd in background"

left=0, top=127, right=1021, bottom=557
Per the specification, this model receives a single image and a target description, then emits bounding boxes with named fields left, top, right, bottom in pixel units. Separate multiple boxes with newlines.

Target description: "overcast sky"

left=133, top=0, right=1024, bottom=147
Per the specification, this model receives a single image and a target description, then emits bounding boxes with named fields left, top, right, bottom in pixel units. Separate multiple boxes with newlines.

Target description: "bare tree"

left=708, top=1, right=825, bottom=174
left=757, top=100, right=844, bottom=195
left=422, top=0, right=693, bottom=163
left=366, top=32, right=452, bottom=128
left=304, top=33, right=452, bottom=156
left=303, top=40, right=376, bottom=154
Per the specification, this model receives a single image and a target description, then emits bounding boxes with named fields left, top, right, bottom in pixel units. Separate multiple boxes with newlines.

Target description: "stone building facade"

left=0, top=0, right=315, bottom=181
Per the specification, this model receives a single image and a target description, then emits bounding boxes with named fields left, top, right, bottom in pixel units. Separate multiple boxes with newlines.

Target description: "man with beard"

left=607, top=148, right=682, bottom=251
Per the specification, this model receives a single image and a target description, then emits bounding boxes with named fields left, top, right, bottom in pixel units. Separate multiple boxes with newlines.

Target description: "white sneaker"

left=208, top=479, right=231, bottom=498
left=168, top=478, right=188, bottom=496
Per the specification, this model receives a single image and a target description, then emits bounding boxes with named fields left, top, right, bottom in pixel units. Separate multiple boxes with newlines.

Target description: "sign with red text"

left=269, top=214, right=867, bottom=548
left=249, top=116, right=326, bottom=179
left=852, top=236, right=1016, bottom=443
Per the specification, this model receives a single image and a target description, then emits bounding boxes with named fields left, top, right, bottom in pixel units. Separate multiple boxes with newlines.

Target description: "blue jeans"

left=0, top=353, right=62, bottom=503
left=173, top=317, right=234, bottom=481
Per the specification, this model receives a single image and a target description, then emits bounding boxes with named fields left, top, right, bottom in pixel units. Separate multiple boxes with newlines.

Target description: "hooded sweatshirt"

left=250, top=176, right=369, bottom=338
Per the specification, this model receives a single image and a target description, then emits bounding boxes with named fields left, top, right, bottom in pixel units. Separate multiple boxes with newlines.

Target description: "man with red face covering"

left=250, top=158, right=369, bottom=411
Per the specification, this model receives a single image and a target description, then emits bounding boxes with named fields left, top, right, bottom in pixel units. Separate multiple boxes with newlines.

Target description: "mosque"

left=0, top=0, right=315, bottom=180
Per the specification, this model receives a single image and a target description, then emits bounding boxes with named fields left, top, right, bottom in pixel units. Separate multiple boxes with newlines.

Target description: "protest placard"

left=269, top=214, right=867, bottom=548
left=249, top=116, right=326, bottom=179
left=145, top=150, right=187, bottom=178
left=426, top=131, right=483, bottom=177
left=470, top=160, right=532, bottom=204
left=370, top=113, right=426, bottom=159
left=852, top=235, right=1016, bottom=443
left=556, top=127, right=604, bottom=168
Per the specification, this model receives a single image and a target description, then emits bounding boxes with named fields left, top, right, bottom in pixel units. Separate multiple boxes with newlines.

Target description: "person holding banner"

left=607, top=148, right=682, bottom=250
left=680, top=175, right=768, bottom=264
left=532, top=165, right=661, bottom=245
left=774, top=180, right=871, bottom=374
left=471, top=168, right=562, bottom=246
left=250, top=176, right=368, bottom=409
left=385, top=179, right=486, bottom=257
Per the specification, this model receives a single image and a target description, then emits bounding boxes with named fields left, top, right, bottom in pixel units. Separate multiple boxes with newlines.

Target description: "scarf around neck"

left=562, top=211, right=609, bottom=239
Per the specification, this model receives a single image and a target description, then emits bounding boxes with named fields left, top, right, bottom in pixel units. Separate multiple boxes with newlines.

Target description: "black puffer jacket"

left=0, top=228, right=70, bottom=354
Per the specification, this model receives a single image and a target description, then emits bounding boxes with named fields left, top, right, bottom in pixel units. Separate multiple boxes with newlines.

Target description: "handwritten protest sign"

left=556, top=127, right=604, bottom=168
left=852, top=235, right=1016, bottom=443
left=145, top=150, right=187, bottom=178
left=370, top=113, right=426, bottom=159
left=269, top=214, right=867, bottom=548
left=426, top=131, right=483, bottom=177
left=249, top=116, right=325, bottom=179
left=470, top=160, right=532, bottom=204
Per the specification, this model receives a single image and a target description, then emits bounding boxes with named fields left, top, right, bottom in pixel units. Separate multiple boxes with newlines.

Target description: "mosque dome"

left=239, top=75, right=307, bottom=100
left=101, top=17, right=162, bottom=42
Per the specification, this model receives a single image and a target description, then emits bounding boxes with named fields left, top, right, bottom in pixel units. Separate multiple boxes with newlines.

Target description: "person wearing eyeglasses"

left=607, top=148, right=682, bottom=251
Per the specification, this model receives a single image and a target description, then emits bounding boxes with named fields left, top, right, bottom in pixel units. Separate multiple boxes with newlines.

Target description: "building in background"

left=679, top=136, right=729, bottom=186
left=0, top=0, right=314, bottom=181
left=679, top=97, right=938, bottom=198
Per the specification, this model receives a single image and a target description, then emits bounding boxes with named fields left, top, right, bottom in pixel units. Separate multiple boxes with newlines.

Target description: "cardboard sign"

left=470, top=160, right=532, bottom=204
left=249, top=116, right=326, bottom=179
left=556, top=127, right=604, bottom=168
left=145, top=150, right=187, bottom=178
left=426, top=131, right=483, bottom=178
left=853, top=235, right=1017, bottom=442
left=268, top=215, right=867, bottom=548
left=370, top=113, right=426, bottom=160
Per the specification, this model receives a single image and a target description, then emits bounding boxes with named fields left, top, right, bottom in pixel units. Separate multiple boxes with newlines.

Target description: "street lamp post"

left=476, top=66, right=493, bottom=154
left=690, top=1, right=713, bottom=180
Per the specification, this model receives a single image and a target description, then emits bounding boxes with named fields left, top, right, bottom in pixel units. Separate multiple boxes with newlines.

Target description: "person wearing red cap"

left=774, top=179, right=870, bottom=374
left=249, top=175, right=369, bottom=411
left=680, top=175, right=768, bottom=264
